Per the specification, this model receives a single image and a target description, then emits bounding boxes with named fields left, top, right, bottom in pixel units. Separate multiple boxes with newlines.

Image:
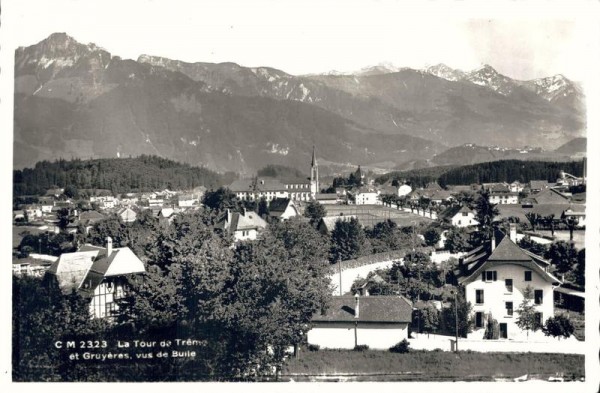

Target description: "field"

left=282, top=349, right=584, bottom=382
left=324, top=205, right=433, bottom=228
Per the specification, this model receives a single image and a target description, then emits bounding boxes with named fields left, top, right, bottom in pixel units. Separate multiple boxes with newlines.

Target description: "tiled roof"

left=229, top=179, right=255, bottom=193
left=319, top=215, right=358, bottom=232
left=316, top=193, right=338, bottom=200
left=488, top=236, right=531, bottom=262
left=455, top=234, right=561, bottom=285
left=312, top=296, right=413, bottom=323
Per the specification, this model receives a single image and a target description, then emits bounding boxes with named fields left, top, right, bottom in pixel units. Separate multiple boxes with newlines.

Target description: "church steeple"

left=310, top=146, right=319, bottom=198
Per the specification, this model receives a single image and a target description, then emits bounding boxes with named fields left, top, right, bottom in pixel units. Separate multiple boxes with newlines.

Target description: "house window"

left=505, top=301, right=513, bottom=317
left=524, top=271, right=532, bottom=282
left=534, top=312, right=543, bottom=328
left=462, top=212, right=468, bottom=216
left=505, top=279, right=513, bottom=293
left=534, top=289, right=543, bottom=305
left=475, top=312, right=484, bottom=328
left=476, top=289, right=484, bottom=304
left=482, top=271, right=497, bottom=282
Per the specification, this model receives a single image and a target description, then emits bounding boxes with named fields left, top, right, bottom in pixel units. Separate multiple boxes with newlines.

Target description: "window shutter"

left=493, top=271, right=497, bottom=281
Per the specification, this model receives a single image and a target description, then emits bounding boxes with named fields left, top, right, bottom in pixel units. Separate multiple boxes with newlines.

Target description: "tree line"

left=13, top=155, right=236, bottom=196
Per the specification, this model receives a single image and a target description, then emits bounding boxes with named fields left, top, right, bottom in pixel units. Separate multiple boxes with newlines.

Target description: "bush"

left=307, top=344, right=320, bottom=352
left=483, top=314, right=500, bottom=340
left=542, top=315, right=575, bottom=339
left=389, top=339, right=410, bottom=353
left=353, top=344, right=369, bottom=351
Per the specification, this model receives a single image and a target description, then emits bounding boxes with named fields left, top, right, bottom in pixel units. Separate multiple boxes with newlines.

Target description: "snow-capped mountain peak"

left=423, top=63, right=466, bottom=81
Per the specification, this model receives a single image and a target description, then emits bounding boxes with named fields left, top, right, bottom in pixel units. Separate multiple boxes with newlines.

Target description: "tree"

left=574, top=249, right=585, bottom=287
left=441, top=291, right=472, bottom=338
left=329, top=218, right=370, bottom=262
left=483, top=313, right=500, bottom=340
left=475, top=192, right=498, bottom=238
left=303, top=200, right=326, bottom=227
left=444, top=227, right=471, bottom=253
left=415, top=303, right=439, bottom=337
left=525, top=212, right=541, bottom=232
left=64, top=185, right=79, bottom=199
left=563, top=216, right=578, bottom=241
left=202, top=187, right=239, bottom=212
left=543, top=214, right=556, bottom=236
left=423, top=227, right=441, bottom=247
left=515, top=286, right=539, bottom=338
left=518, top=236, right=549, bottom=257
left=542, top=315, right=575, bottom=340
left=546, top=241, right=578, bottom=274
left=257, top=197, right=269, bottom=218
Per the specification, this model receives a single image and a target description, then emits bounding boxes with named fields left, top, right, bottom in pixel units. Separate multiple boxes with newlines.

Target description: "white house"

left=117, top=207, right=137, bottom=223
left=488, top=191, right=519, bottom=205
left=442, top=205, right=479, bottom=228
left=307, top=295, right=413, bottom=349
left=355, top=188, right=380, bottom=205
left=268, top=198, right=299, bottom=221
left=456, top=225, right=560, bottom=340
left=217, top=209, right=268, bottom=242
left=46, top=238, right=146, bottom=319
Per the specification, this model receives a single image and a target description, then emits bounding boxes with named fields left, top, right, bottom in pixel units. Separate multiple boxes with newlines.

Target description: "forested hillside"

left=438, top=160, right=584, bottom=186
left=13, top=155, right=234, bottom=196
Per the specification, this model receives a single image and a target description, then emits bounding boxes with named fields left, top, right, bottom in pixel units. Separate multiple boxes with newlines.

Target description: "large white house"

left=307, top=295, right=413, bottom=349
left=46, top=238, right=146, bottom=319
left=354, top=187, right=380, bottom=205
left=456, top=225, right=561, bottom=340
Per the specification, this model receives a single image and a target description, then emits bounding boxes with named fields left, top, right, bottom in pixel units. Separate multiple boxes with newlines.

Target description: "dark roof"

left=455, top=234, right=560, bottom=285
left=488, top=236, right=531, bottom=262
left=312, top=296, right=413, bottom=323
left=269, top=198, right=291, bottom=212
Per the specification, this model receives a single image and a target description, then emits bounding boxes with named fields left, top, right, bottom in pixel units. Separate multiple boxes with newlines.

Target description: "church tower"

left=310, top=146, right=319, bottom=198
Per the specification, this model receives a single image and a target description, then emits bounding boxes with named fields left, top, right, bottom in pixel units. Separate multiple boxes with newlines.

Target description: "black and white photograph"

left=1, top=0, right=599, bottom=389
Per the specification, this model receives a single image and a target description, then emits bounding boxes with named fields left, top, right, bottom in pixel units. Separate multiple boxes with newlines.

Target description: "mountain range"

left=14, top=33, right=586, bottom=174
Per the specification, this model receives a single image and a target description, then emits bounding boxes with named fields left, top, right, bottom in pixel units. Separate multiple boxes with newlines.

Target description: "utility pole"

left=338, top=257, right=343, bottom=296
left=454, top=290, right=459, bottom=353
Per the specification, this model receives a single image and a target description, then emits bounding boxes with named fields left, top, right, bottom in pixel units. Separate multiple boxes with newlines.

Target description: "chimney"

left=354, top=293, right=360, bottom=319
left=509, top=223, right=517, bottom=243
left=106, top=236, right=113, bottom=256
left=491, top=235, right=496, bottom=251
left=227, top=208, right=232, bottom=223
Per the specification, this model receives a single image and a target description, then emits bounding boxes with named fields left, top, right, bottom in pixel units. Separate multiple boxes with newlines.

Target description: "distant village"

left=12, top=150, right=587, bottom=375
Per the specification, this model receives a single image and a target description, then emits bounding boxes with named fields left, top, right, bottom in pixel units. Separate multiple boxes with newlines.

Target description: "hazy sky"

left=4, top=0, right=596, bottom=81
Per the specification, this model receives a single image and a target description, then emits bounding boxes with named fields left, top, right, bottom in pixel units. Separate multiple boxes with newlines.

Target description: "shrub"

left=307, top=344, right=320, bottom=352
left=353, top=344, right=369, bottom=351
left=389, top=339, right=410, bottom=353
left=483, top=314, right=500, bottom=340
left=542, top=315, right=575, bottom=339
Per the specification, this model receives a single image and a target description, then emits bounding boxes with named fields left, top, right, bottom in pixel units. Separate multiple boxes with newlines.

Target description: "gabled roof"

left=440, top=205, right=474, bottom=220
left=312, top=296, right=413, bottom=323
left=318, top=215, right=358, bottom=232
left=529, top=188, right=571, bottom=205
left=79, top=210, right=106, bottom=223
left=47, top=244, right=145, bottom=295
left=229, top=179, right=255, bottom=193
left=47, top=250, right=98, bottom=294
left=218, top=209, right=268, bottom=233
left=269, top=198, right=292, bottom=212
left=456, top=235, right=561, bottom=285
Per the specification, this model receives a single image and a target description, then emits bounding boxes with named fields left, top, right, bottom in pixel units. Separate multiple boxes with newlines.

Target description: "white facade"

left=451, top=211, right=479, bottom=227
left=489, top=193, right=519, bottom=205
left=465, top=263, right=555, bottom=340
left=307, top=323, right=409, bottom=350
left=355, top=191, right=380, bottom=205
left=234, top=228, right=259, bottom=241
left=88, top=279, right=127, bottom=319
